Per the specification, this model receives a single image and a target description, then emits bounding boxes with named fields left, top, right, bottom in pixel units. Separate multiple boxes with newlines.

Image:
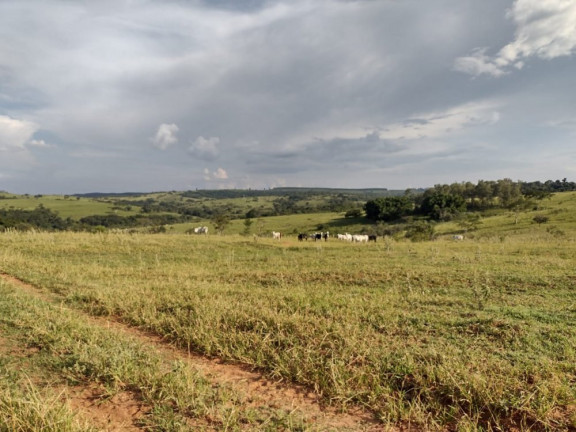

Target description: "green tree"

left=420, top=192, right=466, bottom=221
left=243, top=217, right=253, bottom=236
left=457, top=213, right=482, bottom=232
left=344, top=208, right=363, bottom=218
left=364, top=197, right=412, bottom=222
left=211, top=213, right=231, bottom=234
left=255, top=218, right=266, bottom=236
left=533, top=215, right=549, bottom=225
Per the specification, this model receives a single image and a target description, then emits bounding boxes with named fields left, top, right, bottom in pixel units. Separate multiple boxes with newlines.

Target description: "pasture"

left=0, top=193, right=140, bottom=219
left=1, top=226, right=575, bottom=430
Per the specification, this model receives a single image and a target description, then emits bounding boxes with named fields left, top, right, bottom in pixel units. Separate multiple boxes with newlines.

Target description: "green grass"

left=0, top=195, right=140, bottom=219
left=2, top=192, right=576, bottom=430
left=1, top=228, right=575, bottom=430
left=169, top=211, right=368, bottom=235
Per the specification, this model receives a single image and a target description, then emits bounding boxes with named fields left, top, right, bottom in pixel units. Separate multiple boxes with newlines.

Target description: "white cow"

left=453, top=235, right=464, bottom=241
left=353, top=234, right=369, bottom=243
left=194, top=226, right=208, bottom=234
left=272, top=231, right=282, bottom=239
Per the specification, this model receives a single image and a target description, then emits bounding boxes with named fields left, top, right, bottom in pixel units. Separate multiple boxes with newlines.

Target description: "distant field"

left=170, top=211, right=369, bottom=236
left=436, top=191, right=576, bottom=238
left=174, top=191, right=576, bottom=239
left=0, top=194, right=139, bottom=219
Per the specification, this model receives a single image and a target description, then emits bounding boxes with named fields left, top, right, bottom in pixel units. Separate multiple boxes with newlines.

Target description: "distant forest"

left=0, top=179, right=574, bottom=232
left=364, top=178, right=575, bottom=223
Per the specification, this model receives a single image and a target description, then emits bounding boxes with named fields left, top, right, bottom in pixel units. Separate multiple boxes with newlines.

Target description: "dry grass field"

left=1, top=193, right=575, bottom=431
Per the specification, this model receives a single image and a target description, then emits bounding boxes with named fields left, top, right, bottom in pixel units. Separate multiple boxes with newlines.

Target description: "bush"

left=405, top=221, right=435, bottom=242
left=344, top=208, right=363, bottom=218
left=533, top=215, right=549, bottom=225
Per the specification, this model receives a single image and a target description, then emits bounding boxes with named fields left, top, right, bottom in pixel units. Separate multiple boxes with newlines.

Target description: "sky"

left=1, top=0, right=575, bottom=194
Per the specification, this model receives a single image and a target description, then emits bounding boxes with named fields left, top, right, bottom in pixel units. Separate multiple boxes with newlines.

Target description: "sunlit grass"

left=0, top=194, right=139, bottom=219
left=1, top=227, right=575, bottom=430
left=2, top=191, right=576, bottom=430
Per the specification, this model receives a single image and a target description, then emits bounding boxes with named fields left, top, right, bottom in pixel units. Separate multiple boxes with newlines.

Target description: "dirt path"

left=0, top=272, right=392, bottom=431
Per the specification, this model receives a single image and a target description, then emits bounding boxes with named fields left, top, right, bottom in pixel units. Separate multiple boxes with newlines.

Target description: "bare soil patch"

left=62, top=386, right=147, bottom=432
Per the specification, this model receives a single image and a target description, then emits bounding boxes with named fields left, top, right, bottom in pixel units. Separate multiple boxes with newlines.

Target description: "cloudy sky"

left=1, top=0, right=575, bottom=193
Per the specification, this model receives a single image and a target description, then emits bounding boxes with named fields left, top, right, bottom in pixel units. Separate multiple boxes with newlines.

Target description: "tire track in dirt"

left=0, top=321, right=146, bottom=431
left=0, top=273, right=150, bottom=431
left=0, top=271, right=392, bottom=431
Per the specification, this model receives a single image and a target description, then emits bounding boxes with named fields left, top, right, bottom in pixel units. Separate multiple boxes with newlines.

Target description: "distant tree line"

left=0, top=205, right=188, bottom=232
left=520, top=178, right=576, bottom=198
left=0, top=205, right=71, bottom=231
left=78, top=213, right=184, bottom=228
left=178, top=187, right=400, bottom=200
left=104, top=191, right=379, bottom=219
left=1, top=179, right=573, bottom=232
left=364, top=178, right=575, bottom=223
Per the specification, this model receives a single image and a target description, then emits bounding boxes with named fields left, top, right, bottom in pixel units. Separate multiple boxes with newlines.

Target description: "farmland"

left=0, top=191, right=575, bottom=431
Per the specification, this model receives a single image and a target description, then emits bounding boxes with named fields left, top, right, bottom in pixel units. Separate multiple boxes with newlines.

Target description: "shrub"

left=344, top=208, right=363, bottom=218
left=405, top=221, right=435, bottom=242
left=532, top=215, right=549, bottom=225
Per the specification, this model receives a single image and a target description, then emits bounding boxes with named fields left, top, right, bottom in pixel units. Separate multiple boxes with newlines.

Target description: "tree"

left=245, top=208, right=259, bottom=219
left=344, top=208, right=363, bottom=218
left=495, top=178, right=522, bottom=207
left=243, top=217, right=253, bottom=235
left=419, top=192, right=466, bottom=221
left=456, top=213, right=482, bottom=232
left=364, top=197, right=412, bottom=222
left=533, top=215, right=549, bottom=225
left=255, top=218, right=266, bottom=236
left=211, top=213, right=230, bottom=234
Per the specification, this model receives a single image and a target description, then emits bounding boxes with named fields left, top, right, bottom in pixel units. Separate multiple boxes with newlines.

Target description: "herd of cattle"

left=191, top=226, right=465, bottom=241
left=295, top=232, right=377, bottom=242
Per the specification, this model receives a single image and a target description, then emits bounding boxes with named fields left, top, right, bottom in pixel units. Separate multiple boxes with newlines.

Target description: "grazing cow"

left=337, top=233, right=353, bottom=241
left=368, top=235, right=377, bottom=242
left=272, top=231, right=282, bottom=240
left=298, top=233, right=308, bottom=241
left=314, top=233, right=322, bottom=241
left=453, top=235, right=464, bottom=241
left=194, top=226, right=208, bottom=235
left=353, top=234, right=369, bottom=243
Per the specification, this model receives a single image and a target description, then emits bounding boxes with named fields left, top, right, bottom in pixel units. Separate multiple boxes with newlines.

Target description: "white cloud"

left=28, top=139, right=51, bottom=148
left=379, top=102, right=501, bottom=142
left=152, top=123, right=179, bottom=149
left=455, top=0, right=576, bottom=77
left=0, top=115, right=38, bottom=150
left=203, top=167, right=228, bottom=181
left=189, top=136, right=220, bottom=160
left=453, top=48, right=509, bottom=77
left=282, top=101, right=501, bottom=152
